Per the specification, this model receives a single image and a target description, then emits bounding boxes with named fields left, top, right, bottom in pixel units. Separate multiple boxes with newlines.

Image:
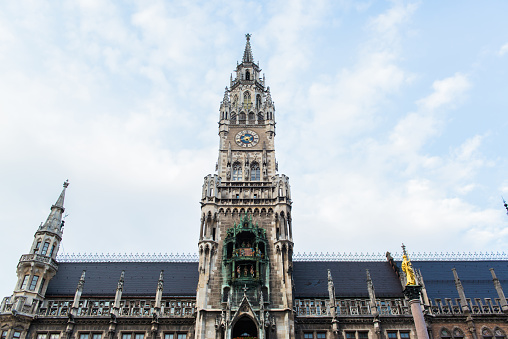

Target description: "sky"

left=0, top=0, right=507, bottom=298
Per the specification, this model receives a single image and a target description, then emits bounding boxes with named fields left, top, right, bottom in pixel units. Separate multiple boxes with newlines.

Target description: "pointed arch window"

left=245, top=70, right=250, bottom=80
left=256, top=94, right=262, bottom=109
left=453, top=329, right=464, bottom=339
left=250, top=163, right=260, bottom=181
left=483, top=329, right=494, bottom=339
left=243, top=91, right=251, bottom=110
left=232, top=162, right=242, bottom=181
left=248, top=112, right=255, bottom=123
left=440, top=329, right=451, bottom=339
left=494, top=328, right=506, bottom=339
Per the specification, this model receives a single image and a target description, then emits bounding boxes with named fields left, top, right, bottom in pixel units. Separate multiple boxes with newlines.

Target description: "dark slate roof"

left=410, top=261, right=508, bottom=301
left=46, top=260, right=508, bottom=301
left=293, top=261, right=403, bottom=298
left=46, top=262, right=199, bottom=297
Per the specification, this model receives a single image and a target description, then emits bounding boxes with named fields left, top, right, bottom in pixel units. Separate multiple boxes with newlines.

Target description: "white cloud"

left=499, top=42, right=508, bottom=56
left=417, top=73, right=471, bottom=111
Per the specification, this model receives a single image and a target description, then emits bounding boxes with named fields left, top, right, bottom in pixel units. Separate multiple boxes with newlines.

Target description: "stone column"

left=404, top=286, right=429, bottom=339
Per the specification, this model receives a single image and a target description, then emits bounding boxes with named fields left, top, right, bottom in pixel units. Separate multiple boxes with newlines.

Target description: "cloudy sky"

left=1, top=0, right=508, bottom=297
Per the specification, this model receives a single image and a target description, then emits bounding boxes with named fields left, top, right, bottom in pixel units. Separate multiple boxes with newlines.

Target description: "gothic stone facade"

left=2, top=36, right=508, bottom=339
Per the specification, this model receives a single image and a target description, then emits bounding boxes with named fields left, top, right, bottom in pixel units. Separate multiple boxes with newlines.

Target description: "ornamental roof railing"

left=293, top=251, right=508, bottom=262
left=56, top=251, right=508, bottom=263
left=57, top=252, right=199, bottom=262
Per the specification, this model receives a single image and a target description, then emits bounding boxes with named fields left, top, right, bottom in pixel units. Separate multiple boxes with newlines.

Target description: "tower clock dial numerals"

left=235, top=130, right=259, bottom=148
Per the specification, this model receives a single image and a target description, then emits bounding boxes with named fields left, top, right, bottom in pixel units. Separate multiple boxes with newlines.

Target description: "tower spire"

left=243, top=33, right=254, bottom=63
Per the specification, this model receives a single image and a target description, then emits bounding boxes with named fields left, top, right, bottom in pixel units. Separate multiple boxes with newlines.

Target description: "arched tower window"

left=251, top=162, right=260, bottom=181
left=243, top=91, right=251, bottom=110
left=232, top=162, right=242, bottom=181
left=245, top=70, right=250, bottom=80
left=248, top=112, right=255, bottom=123
left=256, top=94, right=262, bottom=109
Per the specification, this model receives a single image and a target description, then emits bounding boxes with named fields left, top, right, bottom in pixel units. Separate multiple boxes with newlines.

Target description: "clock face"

left=235, top=130, right=259, bottom=148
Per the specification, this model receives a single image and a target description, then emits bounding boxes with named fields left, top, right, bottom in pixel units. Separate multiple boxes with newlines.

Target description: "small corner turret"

left=1, top=181, right=69, bottom=317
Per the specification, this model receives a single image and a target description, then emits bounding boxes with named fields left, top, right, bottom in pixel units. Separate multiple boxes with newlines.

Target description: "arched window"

left=243, top=91, right=251, bottom=110
left=245, top=70, right=250, bottom=80
left=232, top=163, right=242, bottom=181
left=256, top=94, right=262, bottom=109
left=483, top=329, right=494, bottom=339
left=440, top=329, right=451, bottom=339
left=494, top=328, right=506, bottom=339
left=248, top=112, right=255, bottom=123
left=251, top=163, right=260, bottom=181
left=453, top=329, right=465, bottom=339
left=239, top=112, right=246, bottom=124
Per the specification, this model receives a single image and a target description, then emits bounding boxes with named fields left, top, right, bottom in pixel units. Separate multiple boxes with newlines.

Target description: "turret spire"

left=41, top=180, right=69, bottom=232
left=243, top=33, right=254, bottom=63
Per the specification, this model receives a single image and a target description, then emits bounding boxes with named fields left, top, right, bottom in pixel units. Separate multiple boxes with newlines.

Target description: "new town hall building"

left=1, top=36, right=508, bottom=339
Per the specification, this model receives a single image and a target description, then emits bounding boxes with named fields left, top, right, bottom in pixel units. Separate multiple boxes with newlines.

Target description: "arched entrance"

left=232, top=316, right=258, bottom=338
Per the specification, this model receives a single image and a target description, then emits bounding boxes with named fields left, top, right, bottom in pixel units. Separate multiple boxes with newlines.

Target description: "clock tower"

left=195, top=34, right=294, bottom=339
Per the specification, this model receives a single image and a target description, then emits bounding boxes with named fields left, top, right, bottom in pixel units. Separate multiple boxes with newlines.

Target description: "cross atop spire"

left=243, top=33, right=254, bottom=63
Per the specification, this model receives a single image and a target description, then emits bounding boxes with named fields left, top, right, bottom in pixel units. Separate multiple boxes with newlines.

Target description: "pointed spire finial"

left=243, top=33, right=254, bottom=63
left=401, top=243, right=407, bottom=256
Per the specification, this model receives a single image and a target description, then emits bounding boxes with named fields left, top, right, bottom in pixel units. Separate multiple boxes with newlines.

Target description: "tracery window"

left=245, top=70, right=250, bottom=80
left=232, top=163, right=242, bottom=181
left=250, top=163, right=260, bottom=181
left=243, top=91, right=251, bottom=110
